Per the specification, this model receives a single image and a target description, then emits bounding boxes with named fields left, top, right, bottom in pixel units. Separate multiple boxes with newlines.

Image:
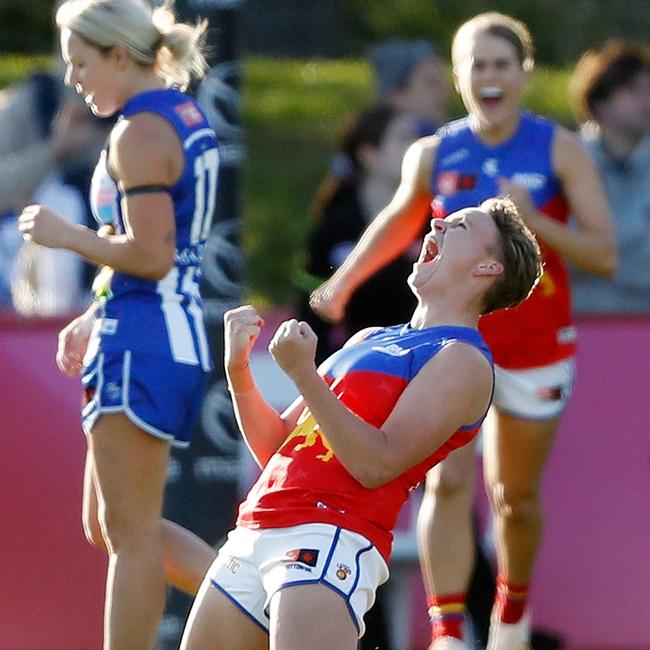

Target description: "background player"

left=180, top=198, right=542, bottom=650
left=18, top=0, right=219, bottom=647
left=310, top=12, right=617, bottom=649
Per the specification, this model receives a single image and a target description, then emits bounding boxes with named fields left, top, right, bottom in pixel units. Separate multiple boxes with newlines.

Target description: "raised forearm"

left=527, top=211, right=617, bottom=276
left=331, top=206, right=425, bottom=295
left=226, top=364, right=291, bottom=467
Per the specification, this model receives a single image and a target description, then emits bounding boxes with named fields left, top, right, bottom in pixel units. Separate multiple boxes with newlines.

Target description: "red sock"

left=494, top=574, right=529, bottom=624
left=428, top=593, right=466, bottom=640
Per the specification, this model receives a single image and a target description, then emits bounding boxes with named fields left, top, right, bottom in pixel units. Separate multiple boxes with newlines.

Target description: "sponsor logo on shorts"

left=223, top=555, right=240, bottom=574
left=282, top=548, right=319, bottom=567
left=106, top=382, right=121, bottom=401
left=336, top=563, right=352, bottom=581
left=285, top=563, right=313, bottom=573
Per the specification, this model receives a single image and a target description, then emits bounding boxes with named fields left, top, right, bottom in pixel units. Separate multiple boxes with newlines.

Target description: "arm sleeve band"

left=122, top=184, right=172, bottom=197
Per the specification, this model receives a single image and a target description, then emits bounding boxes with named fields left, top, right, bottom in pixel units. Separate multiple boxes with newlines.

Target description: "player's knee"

left=426, top=465, right=473, bottom=499
left=487, top=481, right=540, bottom=522
left=99, top=505, right=158, bottom=553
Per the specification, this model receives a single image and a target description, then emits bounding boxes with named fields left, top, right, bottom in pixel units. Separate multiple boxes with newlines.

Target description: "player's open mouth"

left=480, top=86, right=504, bottom=107
left=422, top=237, right=440, bottom=264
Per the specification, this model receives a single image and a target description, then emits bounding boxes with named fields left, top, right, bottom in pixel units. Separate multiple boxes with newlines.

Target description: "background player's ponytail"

left=56, top=0, right=208, bottom=90
left=151, top=2, right=208, bottom=91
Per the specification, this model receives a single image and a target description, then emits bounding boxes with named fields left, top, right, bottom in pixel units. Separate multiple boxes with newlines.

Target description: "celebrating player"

left=180, top=198, right=541, bottom=650
left=310, top=12, right=617, bottom=649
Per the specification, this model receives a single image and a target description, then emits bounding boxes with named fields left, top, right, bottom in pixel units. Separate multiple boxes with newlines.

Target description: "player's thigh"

left=484, top=360, right=574, bottom=493
left=269, top=583, right=357, bottom=650
left=89, top=413, right=170, bottom=533
left=181, top=578, right=268, bottom=650
left=483, top=409, right=561, bottom=498
left=424, top=438, right=477, bottom=497
left=81, top=449, right=107, bottom=548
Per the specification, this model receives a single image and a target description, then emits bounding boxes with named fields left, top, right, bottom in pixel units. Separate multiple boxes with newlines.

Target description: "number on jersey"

left=190, top=146, right=219, bottom=245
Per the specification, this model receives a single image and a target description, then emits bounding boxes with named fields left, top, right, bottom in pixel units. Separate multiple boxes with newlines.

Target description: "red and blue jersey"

left=431, top=111, right=575, bottom=368
left=237, top=324, right=493, bottom=562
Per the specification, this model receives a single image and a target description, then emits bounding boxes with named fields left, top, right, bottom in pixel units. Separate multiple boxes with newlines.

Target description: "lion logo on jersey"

left=280, top=409, right=334, bottom=462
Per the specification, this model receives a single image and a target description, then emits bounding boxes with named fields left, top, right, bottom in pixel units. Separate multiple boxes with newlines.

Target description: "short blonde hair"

left=56, top=0, right=208, bottom=90
left=452, top=12, right=534, bottom=73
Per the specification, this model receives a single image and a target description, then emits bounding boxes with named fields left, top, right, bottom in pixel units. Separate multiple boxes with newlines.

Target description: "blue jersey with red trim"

left=432, top=112, right=575, bottom=368
left=88, top=88, right=218, bottom=370
left=237, top=324, right=493, bottom=561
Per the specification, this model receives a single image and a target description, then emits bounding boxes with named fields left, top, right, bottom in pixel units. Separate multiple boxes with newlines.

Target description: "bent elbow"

left=359, top=475, right=388, bottom=490
left=355, top=464, right=395, bottom=490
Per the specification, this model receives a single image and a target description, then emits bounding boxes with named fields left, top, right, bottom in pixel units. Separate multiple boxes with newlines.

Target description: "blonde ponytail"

left=56, top=0, right=210, bottom=90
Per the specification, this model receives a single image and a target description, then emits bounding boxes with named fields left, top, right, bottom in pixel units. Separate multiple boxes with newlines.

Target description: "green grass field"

left=2, top=55, right=576, bottom=308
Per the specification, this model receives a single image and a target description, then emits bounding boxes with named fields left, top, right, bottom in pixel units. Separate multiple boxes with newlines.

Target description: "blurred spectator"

left=570, top=41, right=650, bottom=314
left=310, top=38, right=450, bottom=220
left=0, top=70, right=110, bottom=314
left=368, top=38, right=450, bottom=135
left=296, top=104, right=420, bottom=364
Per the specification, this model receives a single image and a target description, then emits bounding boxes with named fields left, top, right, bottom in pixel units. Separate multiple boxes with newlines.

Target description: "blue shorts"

left=81, top=349, right=208, bottom=448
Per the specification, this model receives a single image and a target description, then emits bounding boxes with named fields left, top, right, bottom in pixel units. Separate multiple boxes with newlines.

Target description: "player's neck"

left=470, top=111, right=521, bottom=145
left=123, top=70, right=167, bottom=104
left=410, top=300, right=479, bottom=331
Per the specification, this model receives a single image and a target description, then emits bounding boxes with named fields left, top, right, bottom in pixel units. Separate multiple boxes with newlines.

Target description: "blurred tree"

left=0, top=0, right=55, bottom=53
left=4, top=0, right=650, bottom=64
left=343, top=0, right=650, bottom=65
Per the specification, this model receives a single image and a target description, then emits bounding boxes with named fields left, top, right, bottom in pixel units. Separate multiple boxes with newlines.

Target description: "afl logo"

left=482, top=158, right=499, bottom=177
left=336, top=563, right=352, bottom=580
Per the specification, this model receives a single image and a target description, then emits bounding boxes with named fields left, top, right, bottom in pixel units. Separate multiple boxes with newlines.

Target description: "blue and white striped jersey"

left=88, top=88, right=219, bottom=370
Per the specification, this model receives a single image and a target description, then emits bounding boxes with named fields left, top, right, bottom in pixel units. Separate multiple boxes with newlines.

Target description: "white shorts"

left=492, top=358, right=576, bottom=420
left=205, top=523, right=389, bottom=638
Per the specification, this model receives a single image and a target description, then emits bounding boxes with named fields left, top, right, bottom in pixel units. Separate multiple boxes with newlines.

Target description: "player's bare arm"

left=225, top=305, right=305, bottom=467
left=270, top=319, right=493, bottom=489
left=18, top=114, right=179, bottom=279
left=309, top=136, right=439, bottom=322
left=503, top=126, right=617, bottom=277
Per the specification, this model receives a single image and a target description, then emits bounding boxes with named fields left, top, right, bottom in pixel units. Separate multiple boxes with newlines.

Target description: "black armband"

left=123, top=184, right=172, bottom=197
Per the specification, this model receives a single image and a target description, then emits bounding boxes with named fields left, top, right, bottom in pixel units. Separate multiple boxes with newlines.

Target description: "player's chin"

left=406, top=268, right=423, bottom=293
left=88, top=100, right=114, bottom=118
